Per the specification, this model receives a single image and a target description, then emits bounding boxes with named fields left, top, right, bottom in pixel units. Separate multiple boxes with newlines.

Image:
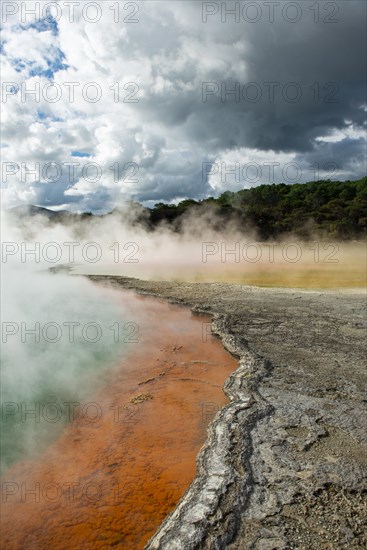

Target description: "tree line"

left=148, top=177, right=367, bottom=239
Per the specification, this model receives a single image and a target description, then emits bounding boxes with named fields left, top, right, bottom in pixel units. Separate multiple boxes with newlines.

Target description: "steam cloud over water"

left=1, top=226, right=131, bottom=472
left=2, top=207, right=365, bottom=287
left=1, top=205, right=365, bottom=472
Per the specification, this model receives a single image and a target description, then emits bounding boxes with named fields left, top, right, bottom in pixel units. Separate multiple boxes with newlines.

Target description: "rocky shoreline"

left=88, top=276, right=367, bottom=549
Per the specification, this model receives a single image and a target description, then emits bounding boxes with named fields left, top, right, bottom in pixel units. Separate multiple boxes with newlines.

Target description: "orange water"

left=1, top=291, right=236, bottom=549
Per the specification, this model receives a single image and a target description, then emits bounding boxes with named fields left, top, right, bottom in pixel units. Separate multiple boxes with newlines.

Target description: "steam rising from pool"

left=2, top=205, right=365, bottom=288
left=1, top=205, right=365, bottom=471
left=1, top=264, right=129, bottom=473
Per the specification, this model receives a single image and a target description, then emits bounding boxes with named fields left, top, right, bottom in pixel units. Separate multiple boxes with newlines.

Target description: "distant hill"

left=7, top=205, right=73, bottom=220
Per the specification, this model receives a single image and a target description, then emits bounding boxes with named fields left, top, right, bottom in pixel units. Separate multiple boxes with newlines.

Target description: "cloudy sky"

left=1, top=0, right=366, bottom=212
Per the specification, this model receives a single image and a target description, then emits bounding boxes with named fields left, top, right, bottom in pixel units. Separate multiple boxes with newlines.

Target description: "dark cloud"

left=295, top=137, right=367, bottom=180
left=2, top=0, right=366, bottom=211
left=142, top=1, right=366, bottom=154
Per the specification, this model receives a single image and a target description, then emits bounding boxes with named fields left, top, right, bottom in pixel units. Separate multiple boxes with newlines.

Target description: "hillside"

left=6, top=178, right=367, bottom=240
left=151, top=177, right=367, bottom=239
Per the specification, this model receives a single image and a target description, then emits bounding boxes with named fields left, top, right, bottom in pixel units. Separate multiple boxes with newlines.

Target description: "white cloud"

left=1, top=1, right=366, bottom=211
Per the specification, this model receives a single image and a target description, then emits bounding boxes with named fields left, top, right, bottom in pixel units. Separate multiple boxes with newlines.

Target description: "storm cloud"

left=1, top=0, right=366, bottom=211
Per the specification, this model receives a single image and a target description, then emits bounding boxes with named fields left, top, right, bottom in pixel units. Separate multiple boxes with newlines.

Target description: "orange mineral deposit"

left=1, top=290, right=237, bottom=550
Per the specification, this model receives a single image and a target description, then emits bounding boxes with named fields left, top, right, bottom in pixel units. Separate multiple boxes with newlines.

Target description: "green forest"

left=149, top=177, right=367, bottom=239
left=10, top=177, right=367, bottom=240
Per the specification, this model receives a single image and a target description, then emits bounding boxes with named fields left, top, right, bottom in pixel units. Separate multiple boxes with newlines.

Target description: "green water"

left=1, top=271, right=129, bottom=474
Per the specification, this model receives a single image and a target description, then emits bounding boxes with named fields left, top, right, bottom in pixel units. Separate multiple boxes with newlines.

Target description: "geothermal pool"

left=74, top=241, right=367, bottom=289
left=1, top=289, right=237, bottom=549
